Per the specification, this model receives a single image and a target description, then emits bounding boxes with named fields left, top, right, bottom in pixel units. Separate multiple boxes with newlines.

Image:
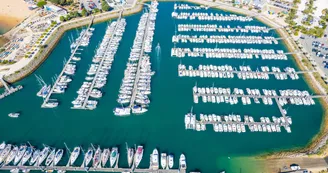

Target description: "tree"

left=81, top=8, right=88, bottom=17
left=37, top=0, right=47, bottom=8
left=101, top=0, right=110, bottom=11
left=60, top=16, right=66, bottom=22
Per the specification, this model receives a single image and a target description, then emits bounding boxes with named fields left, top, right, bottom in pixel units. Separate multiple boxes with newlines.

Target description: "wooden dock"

left=0, top=166, right=185, bottom=173
left=41, top=16, right=94, bottom=108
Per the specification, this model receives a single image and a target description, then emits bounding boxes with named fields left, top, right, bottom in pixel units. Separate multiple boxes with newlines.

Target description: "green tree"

left=37, top=0, right=47, bottom=8
left=49, top=0, right=60, bottom=4
left=81, top=8, right=88, bottom=17
left=101, top=0, right=110, bottom=11
left=60, top=16, right=66, bottom=22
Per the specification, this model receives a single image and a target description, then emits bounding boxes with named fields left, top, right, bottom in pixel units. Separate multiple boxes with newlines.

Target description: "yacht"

left=168, top=154, right=174, bottom=169
left=8, top=113, right=19, bottom=118
left=101, top=148, right=110, bottom=168
left=14, top=145, right=27, bottom=165
left=45, top=149, right=56, bottom=166
left=179, top=154, right=186, bottom=170
left=82, top=148, right=93, bottom=168
left=131, top=105, right=148, bottom=114
left=5, top=146, right=18, bottom=165
left=113, top=107, right=131, bottom=116
left=161, top=153, right=167, bottom=169
left=54, top=149, right=64, bottom=166
left=29, top=149, right=40, bottom=165
left=150, top=149, right=159, bottom=170
left=19, top=147, right=33, bottom=166
left=0, top=142, right=5, bottom=151
left=43, top=101, right=59, bottom=108
left=93, top=147, right=102, bottom=168
left=0, top=144, right=12, bottom=164
left=37, top=147, right=50, bottom=166
left=68, top=147, right=80, bottom=166
left=127, top=148, right=134, bottom=168
left=134, top=145, right=143, bottom=168
left=109, top=147, right=118, bottom=168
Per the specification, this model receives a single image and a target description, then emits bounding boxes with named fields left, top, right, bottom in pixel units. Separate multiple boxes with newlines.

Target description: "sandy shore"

left=0, top=0, right=34, bottom=34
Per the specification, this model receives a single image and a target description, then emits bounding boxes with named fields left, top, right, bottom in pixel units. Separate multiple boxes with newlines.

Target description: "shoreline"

left=2, top=0, right=328, bottom=163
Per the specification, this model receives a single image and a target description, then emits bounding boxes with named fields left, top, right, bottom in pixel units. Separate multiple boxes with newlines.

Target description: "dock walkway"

left=79, top=13, right=123, bottom=110
left=128, top=11, right=152, bottom=108
left=41, top=16, right=94, bottom=108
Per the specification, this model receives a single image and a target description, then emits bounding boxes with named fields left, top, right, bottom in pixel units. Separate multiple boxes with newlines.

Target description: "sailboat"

left=92, top=147, right=101, bottom=168
left=133, top=145, right=143, bottom=168
left=101, top=148, right=110, bottom=168
left=109, top=147, right=118, bottom=168
left=68, top=147, right=80, bottom=166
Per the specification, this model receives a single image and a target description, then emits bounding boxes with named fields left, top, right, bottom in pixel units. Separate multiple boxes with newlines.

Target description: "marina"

left=0, top=2, right=326, bottom=173
left=41, top=16, right=95, bottom=108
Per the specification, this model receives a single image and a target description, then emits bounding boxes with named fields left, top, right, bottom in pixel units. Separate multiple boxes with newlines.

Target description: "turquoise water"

left=0, top=2, right=324, bottom=173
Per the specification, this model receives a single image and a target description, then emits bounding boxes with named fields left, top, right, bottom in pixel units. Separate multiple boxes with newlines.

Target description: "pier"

left=178, top=64, right=315, bottom=80
left=0, top=166, right=185, bottom=173
left=128, top=8, right=152, bottom=108
left=77, top=13, right=123, bottom=110
left=42, top=16, right=94, bottom=108
left=185, top=113, right=291, bottom=133
left=193, top=92, right=326, bottom=99
left=0, top=75, right=23, bottom=100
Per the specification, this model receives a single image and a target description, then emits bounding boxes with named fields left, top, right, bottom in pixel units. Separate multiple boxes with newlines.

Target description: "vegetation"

left=60, top=16, right=66, bottom=22
left=0, top=48, right=4, bottom=53
left=81, top=8, right=88, bottom=17
left=248, top=7, right=253, bottom=11
left=101, top=0, right=110, bottom=11
left=48, top=0, right=73, bottom=6
left=37, top=0, right=47, bottom=8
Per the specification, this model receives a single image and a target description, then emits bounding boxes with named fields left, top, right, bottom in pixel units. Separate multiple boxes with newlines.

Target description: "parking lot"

left=299, top=31, right=328, bottom=77
left=81, top=0, right=101, bottom=11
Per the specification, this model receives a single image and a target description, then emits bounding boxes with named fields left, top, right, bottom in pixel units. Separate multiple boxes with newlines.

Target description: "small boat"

left=8, top=113, right=19, bottom=118
left=54, top=149, right=64, bottom=166
left=82, top=148, right=93, bottom=168
left=101, top=149, right=110, bottom=168
left=150, top=148, right=159, bottom=170
left=5, top=146, right=18, bottom=165
left=134, top=145, right=143, bottom=168
left=68, top=147, right=80, bottom=166
left=168, top=154, right=174, bottom=169
left=93, top=147, right=101, bottom=168
left=127, top=148, right=134, bottom=168
left=109, top=147, right=118, bottom=168
left=45, top=149, right=56, bottom=166
left=29, top=149, right=40, bottom=165
left=20, top=147, right=33, bottom=166
left=14, top=145, right=27, bottom=165
left=179, top=154, right=186, bottom=170
left=161, top=153, right=167, bottom=169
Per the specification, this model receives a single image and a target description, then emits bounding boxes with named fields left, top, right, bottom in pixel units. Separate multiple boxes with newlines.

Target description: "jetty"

left=185, top=112, right=291, bottom=133
left=0, top=166, right=185, bottom=173
left=0, top=75, right=23, bottom=100
left=128, top=7, right=153, bottom=108
left=75, top=13, right=124, bottom=110
left=41, top=16, right=94, bottom=108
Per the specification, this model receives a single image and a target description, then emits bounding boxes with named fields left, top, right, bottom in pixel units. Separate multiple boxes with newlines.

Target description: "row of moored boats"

left=172, top=12, right=253, bottom=21
left=114, top=1, right=159, bottom=116
left=72, top=19, right=127, bottom=110
left=177, top=24, right=270, bottom=33
left=172, top=35, right=278, bottom=44
left=178, top=64, right=300, bottom=80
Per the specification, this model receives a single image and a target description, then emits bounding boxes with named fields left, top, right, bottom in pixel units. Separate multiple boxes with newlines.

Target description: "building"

left=253, top=0, right=267, bottom=9
left=44, top=5, right=67, bottom=14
